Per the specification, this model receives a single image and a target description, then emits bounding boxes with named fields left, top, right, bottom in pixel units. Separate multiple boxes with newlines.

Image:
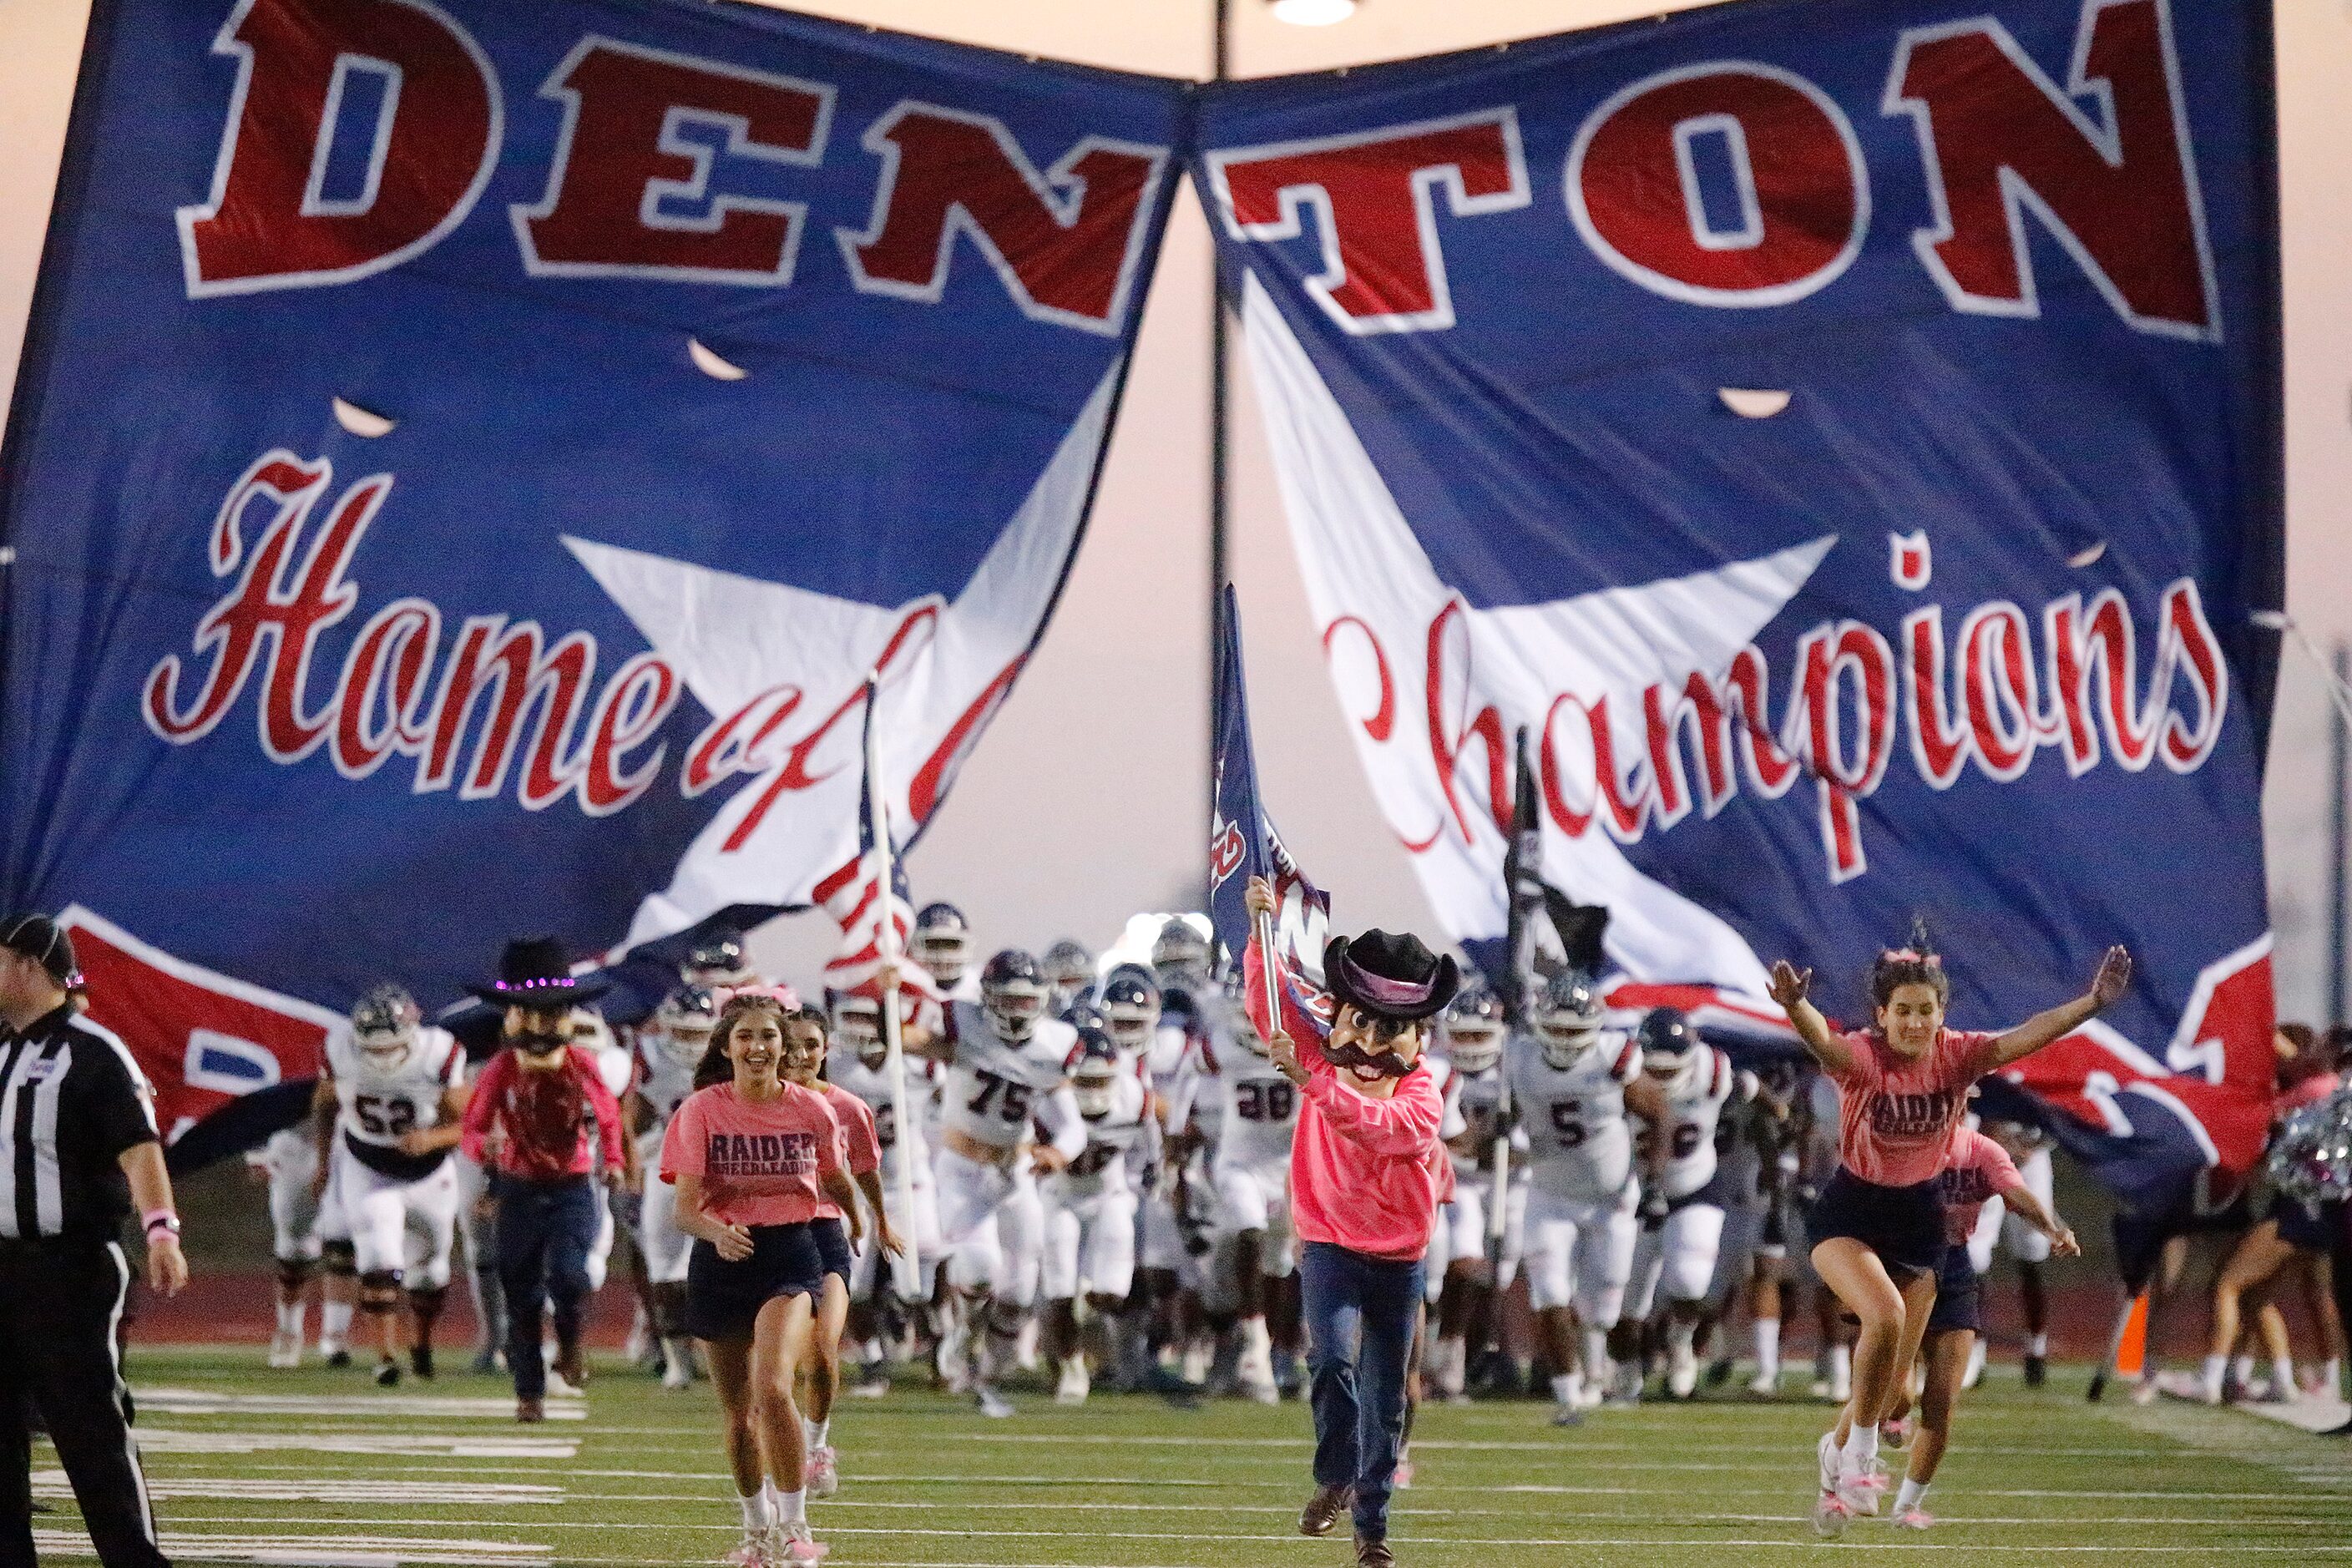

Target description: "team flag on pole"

left=1208, top=586, right=1330, bottom=1034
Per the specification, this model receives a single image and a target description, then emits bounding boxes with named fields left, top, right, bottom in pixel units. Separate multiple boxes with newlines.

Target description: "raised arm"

left=1768, top=960, right=1856, bottom=1075
left=1987, top=947, right=2130, bottom=1069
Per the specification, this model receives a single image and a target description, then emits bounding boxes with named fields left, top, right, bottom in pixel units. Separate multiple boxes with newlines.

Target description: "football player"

left=681, top=930, right=757, bottom=991
left=1429, top=987, right=1514, bottom=1404
left=311, top=984, right=468, bottom=1386
left=1505, top=973, right=1670, bottom=1424
left=1043, top=940, right=1096, bottom=1016
left=1701, top=1059, right=1802, bottom=1395
left=631, top=986, right=717, bottom=1389
left=1616, top=1008, right=1752, bottom=1399
left=911, top=949, right=1085, bottom=1416
left=246, top=1125, right=321, bottom=1368
left=827, top=989, right=944, bottom=1395
left=1173, top=998, right=1302, bottom=1404
left=1042, top=1029, right=1153, bottom=1402
left=913, top=903, right=980, bottom=1003
left=1965, top=1118, right=2060, bottom=1388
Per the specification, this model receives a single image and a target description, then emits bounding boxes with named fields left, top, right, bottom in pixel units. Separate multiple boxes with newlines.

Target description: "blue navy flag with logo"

left=1209, top=586, right=1330, bottom=1021
left=0, top=0, right=1184, bottom=1153
left=1194, top=0, right=2281, bottom=1196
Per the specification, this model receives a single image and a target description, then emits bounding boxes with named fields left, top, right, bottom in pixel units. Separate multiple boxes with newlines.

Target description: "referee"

left=0, top=914, right=186, bottom=1568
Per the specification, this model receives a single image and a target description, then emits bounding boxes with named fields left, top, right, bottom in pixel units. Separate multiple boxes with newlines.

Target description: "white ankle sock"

left=806, top=1416, right=829, bottom=1449
left=2026, top=1332, right=2048, bottom=1357
left=774, top=1487, right=807, bottom=1527
left=741, top=1491, right=772, bottom=1532
left=2274, top=1358, right=2297, bottom=1393
left=321, top=1302, right=353, bottom=1343
left=1895, top=1478, right=1928, bottom=1512
left=1754, top=1318, right=1781, bottom=1378
left=1829, top=1345, right=1852, bottom=1384
left=2203, top=1353, right=2228, bottom=1394
left=276, top=1299, right=306, bottom=1335
left=2233, top=1353, right=2255, bottom=1384
left=1550, top=1373, right=1578, bottom=1405
left=1840, top=1423, right=1879, bottom=1472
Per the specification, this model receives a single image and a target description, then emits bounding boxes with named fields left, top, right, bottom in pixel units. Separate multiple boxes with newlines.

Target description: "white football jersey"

left=326, top=1024, right=462, bottom=1151
left=1197, top=1042, right=1299, bottom=1178
left=827, top=1051, right=933, bottom=1187
left=1051, top=1075, right=1151, bottom=1201
left=633, top=1031, right=700, bottom=1123
left=1636, top=1047, right=1737, bottom=1201
left=1444, top=1064, right=1510, bottom=1180
left=941, top=1001, right=1078, bottom=1152
left=1504, top=1030, right=1641, bottom=1203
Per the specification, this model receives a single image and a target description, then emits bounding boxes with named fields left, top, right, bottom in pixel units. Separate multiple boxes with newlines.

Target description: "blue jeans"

left=493, top=1175, right=599, bottom=1400
left=1301, top=1240, right=1425, bottom=1540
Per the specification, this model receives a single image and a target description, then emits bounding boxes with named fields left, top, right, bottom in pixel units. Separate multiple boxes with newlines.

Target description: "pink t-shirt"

left=659, top=1081, right=842, bottom=1228
left=812, top=1081, right=880, bottom=1221
left=1828, top=1027, right=2000, bottom=1188
left=1935, top=1127, right=2026, bottom=1246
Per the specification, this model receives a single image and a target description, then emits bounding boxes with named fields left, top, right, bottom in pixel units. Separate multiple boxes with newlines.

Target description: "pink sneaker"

left=770, top=1523, right=827, bottom=1564
left=805, top=1446, right=839, bottom=1499
left=1837, top=1465, right=1888, bottom=1517
left=1893, top=1506, right=1935, bottom=1530
left=1879, top=1414, right=1913, bottom=1450
left=721, top=1535, right=765, bottom=1567
left=1810, top=1491, right=1854, bottom=1539
left=1391, top=1457, right=1414, bottom=1490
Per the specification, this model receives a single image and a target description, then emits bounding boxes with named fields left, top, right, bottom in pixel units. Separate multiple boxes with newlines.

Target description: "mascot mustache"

left=1320, top=1038, right=1414, bottom=1079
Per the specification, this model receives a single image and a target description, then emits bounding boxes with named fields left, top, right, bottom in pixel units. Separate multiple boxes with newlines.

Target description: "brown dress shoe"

left=514, top=1397, right=545, bottom=1424
left=1355, top=1533, right=1395, bottom=1567
left=551, top=1341, right=586, bottom=1389
left=1299, top=1483, right=1353, bottom=1537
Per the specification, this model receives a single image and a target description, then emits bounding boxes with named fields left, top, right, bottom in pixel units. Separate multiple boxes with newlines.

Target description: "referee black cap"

left=1, top=913, right=78, bottom=984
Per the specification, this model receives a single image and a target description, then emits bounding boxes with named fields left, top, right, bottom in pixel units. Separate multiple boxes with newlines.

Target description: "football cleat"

left=321, top=1342, right=351, bottom=1369
left=267, top=1329, right=301, bottom=1369
left=515, top=1397, right=545, bottom=1424
left=806, top=1445, right=839, bottom=1498
left=847, top=1367, right=891, bottom=1399
left=1748, top=1368, right=1778, bottom=1397
left=1667, top=1344, right=1699, bottom=1400
left=1893, top=1506, right=1935, bottom=1530
left=1055, top=1358, right=1091, bottom=1405
left=409, top=1343, right=435, bottom=1381
left=974, top=1383, right=1015, bottom=1420
left=1550, top=1401, right=1584, bottom=1428
left=662, top=1340, right=695, bottom=1391
left=2024, top=1353, right=2047, bottom=1389
left=373, top=1358, right=401, bottom=1388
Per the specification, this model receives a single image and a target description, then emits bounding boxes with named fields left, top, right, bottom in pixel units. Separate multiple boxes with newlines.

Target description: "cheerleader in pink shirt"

left=1864, top=1121, right=2080, bottom=1530
left=1768, top=923, right=2127, bottom=1533
left=661, top=989, right=865, bottom=1566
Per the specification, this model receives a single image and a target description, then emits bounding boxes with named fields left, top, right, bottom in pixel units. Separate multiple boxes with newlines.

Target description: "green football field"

left=30, top=1347, right=2352, bottom=1566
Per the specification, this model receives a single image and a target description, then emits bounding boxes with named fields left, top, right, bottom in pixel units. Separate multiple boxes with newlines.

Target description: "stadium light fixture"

left=1270, top=0, right=1358, bottom=26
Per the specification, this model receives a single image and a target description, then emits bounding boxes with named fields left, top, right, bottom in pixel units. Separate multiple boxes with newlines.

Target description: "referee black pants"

left=0, top=1237, right=168, bottom=1568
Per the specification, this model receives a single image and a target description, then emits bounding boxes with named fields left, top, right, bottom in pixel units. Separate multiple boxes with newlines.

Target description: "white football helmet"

left=1440, top=988, right=1507, bottom=1075
left=1534, top=972, right=1606, bottom=1070
left=654, top=986, right=719, bottom=1071
left=350, top=984, right=420, bottom=1072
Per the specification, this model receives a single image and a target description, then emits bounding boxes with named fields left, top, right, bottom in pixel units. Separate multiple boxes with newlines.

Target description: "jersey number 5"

left=1548, top=1101, right=1586, bottom=1148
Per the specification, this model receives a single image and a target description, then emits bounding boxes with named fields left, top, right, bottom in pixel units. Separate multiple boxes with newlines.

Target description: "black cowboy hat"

left=468, top=935, right=611, bottom=1009
left=1323, top=929, right=1459, bottom=1022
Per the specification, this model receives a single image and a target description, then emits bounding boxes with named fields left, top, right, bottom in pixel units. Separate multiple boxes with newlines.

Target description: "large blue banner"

left=0, top=0, right=1182, bottom=1148
left=1195, top=0, right=2280, bottom=1196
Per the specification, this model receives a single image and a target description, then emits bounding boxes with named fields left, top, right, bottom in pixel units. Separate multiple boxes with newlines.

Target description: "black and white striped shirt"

left=0, top=1004, right=159, bottom=1241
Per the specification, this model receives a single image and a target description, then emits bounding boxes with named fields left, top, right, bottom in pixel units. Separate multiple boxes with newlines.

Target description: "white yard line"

left=128, top=1430, right=576, bottom=1459
left=131, top=1388, right=584, bottom=1421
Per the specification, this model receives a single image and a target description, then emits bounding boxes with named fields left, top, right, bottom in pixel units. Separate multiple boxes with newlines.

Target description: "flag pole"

left=863, top=673, right=920, bottom=1300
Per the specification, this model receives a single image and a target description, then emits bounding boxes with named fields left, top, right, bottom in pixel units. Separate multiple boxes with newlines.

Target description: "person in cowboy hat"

left=1244, top=878, right=1456, bottom=1568
left=458, top=938, right=636, bottom=1420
